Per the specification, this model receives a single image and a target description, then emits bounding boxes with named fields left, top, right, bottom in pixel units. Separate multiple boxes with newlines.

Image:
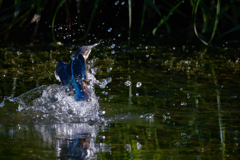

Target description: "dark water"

left=0, top=44, right=240, bottom=159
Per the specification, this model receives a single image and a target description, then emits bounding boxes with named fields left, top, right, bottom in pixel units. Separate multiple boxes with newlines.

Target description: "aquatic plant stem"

left=193, top=0, right=209, bottom=46
left=139, top=0, right=147, bottom=36
left=52, top=0, right=65, bottom=45
left=128, top=0, right=132, bottom=45
left=31, top=0, right=41, bottom=43
left=82, top=0, right=98, bottom=40
left=152, top=1, right=182, bottom=35
left=210, top=62, right=225, bottom=155
left=209, top=0, right=221, bottom=43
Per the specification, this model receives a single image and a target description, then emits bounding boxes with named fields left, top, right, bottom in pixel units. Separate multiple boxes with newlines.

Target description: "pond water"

left=0, top=43, right=240, bottom=159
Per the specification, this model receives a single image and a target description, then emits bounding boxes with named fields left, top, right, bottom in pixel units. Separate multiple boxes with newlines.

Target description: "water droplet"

left=146, top=54, right=149, bottom=58
left=121, top=1, right=125, bottom=5
left=115, top=1, right=119, bottom=5
left=137, top=142, right=142, bottom=149
left=136, top=82, right=142, bottom=87
left=125, top=144, right=131, bottom=151
left=107, top=68, right=112, bottom=72
left=136, top=93, right=139, bottom=96
left=181, top=102, right=187, bottom=106
left=63, top=36, right=66, bottom=39
left=106, top=77, right=112, bottom=83
left=111, top=44, right=115, bottom=48
left=108, top=28, right=112, bottom=32
left=111, top=50, right=115, bottom=54
left=118, top=34, right=121, bottom=37
left=124, top=81, right=131, bottom=86
left=99, top=110, right=105, bottom=115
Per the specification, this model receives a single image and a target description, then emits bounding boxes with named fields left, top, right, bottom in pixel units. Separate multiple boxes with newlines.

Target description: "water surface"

left=0, top=44, right=240, bottom=159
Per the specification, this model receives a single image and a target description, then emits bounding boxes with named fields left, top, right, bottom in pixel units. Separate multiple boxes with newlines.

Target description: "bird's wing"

left=72, top=54, right=87, bottom=82
left=56, top=61, right=72, bottom=86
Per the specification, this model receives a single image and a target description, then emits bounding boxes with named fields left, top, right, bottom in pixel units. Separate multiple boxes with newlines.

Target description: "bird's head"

left=75, top=43, right=99, bottom=60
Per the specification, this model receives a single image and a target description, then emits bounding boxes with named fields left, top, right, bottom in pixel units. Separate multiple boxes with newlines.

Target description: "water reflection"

left=36, top=123, right=100, bottom=159
left=0, top=123, right=104, bottom=159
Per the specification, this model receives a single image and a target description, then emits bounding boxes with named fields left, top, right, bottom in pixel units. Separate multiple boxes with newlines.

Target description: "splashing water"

left=124, top=80, right=131, bottom=86
left=136, top=82, right=142, bottom=87
left=2, top=71, right=111, bottom=123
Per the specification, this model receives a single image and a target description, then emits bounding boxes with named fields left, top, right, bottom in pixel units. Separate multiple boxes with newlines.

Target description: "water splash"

left=111, top=50, right=115, bottom=54
left=111, top=44, right=115, bottom=48
left=136, top=82, right=142, bottom=87
left=15, top=84, right=99, bottom=123
left=107, top=28, right=112, bottom=32
left=124, top=80, right=131, bottom=86
left=1, top=71, right=111, bottom=123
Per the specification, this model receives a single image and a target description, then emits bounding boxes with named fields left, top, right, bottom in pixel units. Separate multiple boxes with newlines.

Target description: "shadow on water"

left=0, top=44, right=240, bottom=159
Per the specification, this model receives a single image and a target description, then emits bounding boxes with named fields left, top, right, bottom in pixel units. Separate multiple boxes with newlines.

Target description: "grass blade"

left=128, top=0, right=132, bottom=44
left=82, top=0, right=99, bottom=40
left=146, top=0, right=161, bottom=16
left=193, top=0, right=209, bottom=46
left=52, top=0, right=65, bottom=45
left=152, top=1, right=182, bottom=35
left=139, top=0, right=147, bottom=36
left=217, top=24, right=240, bottom=39
left=209, top=0, right=221, bottom=43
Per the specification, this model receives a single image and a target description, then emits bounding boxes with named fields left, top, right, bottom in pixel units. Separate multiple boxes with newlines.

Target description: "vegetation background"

left=0, top=0, right=240, bottom=46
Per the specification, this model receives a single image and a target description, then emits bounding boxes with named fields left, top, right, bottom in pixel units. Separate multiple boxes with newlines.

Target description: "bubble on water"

left=124, top=81, right=131, bottom=86
left=108, top=28, right=112, bottom=32
left=111, top=50, right=115, bottom=54
left=136, top=82, right=142, bottom=88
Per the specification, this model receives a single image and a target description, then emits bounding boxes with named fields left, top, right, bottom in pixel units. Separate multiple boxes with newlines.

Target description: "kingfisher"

left=55, top=43, right=99, bottom=101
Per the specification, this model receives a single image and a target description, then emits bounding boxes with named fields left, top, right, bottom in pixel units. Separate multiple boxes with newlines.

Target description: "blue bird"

left=55, top=43, right=99, bottom=101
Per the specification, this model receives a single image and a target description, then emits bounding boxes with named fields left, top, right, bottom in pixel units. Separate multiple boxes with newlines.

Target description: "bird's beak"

left=83, top=43, right=99, bottom=60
